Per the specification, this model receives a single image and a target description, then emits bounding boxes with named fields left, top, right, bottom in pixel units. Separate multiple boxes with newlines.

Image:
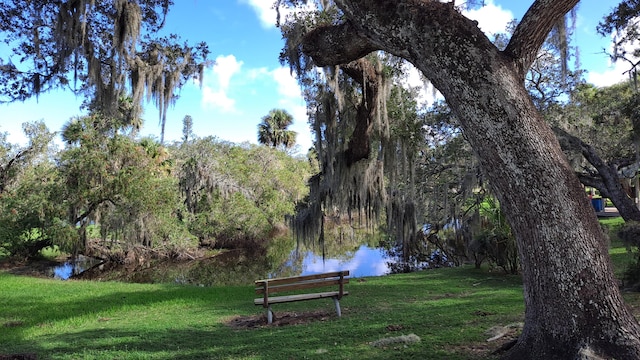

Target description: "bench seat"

left=253, top=270, right=349, bottom=324
left=254, top=290, right=349, bottom=306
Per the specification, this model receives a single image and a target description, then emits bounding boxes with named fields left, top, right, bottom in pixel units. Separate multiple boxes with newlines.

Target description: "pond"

left=53, top=244, right=392, bottom=281
left=53, top=230, right=447, bottom=285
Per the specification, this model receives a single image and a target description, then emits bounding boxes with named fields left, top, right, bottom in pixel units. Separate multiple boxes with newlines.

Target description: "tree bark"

left=300, top=0, right=640, bottom=358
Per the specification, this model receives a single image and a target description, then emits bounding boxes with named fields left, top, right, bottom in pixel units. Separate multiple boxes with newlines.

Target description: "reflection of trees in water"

left=295, top=221, right=382, bottom=261
left=380, top=231, right=454, bottom=274
left=79, top=235, right=301, bottom=285
left=265, top=235, right=304, bottom=279
left=182, top=224, right=377, bottom=283
left=181, top=235, right=306, bottom=284
left=78, top=227, right=392, bottom=285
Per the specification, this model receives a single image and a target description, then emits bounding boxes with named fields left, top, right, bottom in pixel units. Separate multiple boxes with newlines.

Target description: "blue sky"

left=0, top=0, right=630, bottom=150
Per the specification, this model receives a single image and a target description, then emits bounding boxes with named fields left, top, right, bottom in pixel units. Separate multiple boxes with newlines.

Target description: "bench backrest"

left=255, top=270, right=349, bottom=298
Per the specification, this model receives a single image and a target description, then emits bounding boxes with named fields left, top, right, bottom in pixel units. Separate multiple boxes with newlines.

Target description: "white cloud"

left=241, top=0, right=278, bottom=29
left=214, top=54, right=243, bottom=89
left=587, top=65, right=630, bottom=87
left=272, top=66, right=302, bottom=98
left=463, top=0, right=513, bottom=37
left=201, top=54, right=243, bottom=112
left=248, top=67, right=270, bottom=80
left=241, top=0, right=316, bottom=29
left=201, top=88, right=236, bottom=112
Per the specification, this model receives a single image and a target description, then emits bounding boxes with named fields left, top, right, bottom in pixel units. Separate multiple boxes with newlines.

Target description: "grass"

left=1, top=216, right=639, bottom=360
left=1, top=267, right=524, bottom=359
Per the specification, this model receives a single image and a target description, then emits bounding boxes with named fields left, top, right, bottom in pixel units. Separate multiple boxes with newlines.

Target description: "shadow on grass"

left=1, top=267, right=526, bottom=359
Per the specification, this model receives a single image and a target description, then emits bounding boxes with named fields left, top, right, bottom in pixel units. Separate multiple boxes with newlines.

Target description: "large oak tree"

left=285, top=0, right=640, bottom=358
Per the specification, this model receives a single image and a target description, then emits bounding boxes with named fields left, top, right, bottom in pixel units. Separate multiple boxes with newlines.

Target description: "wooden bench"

left=254, top=270, right=349, bottom=324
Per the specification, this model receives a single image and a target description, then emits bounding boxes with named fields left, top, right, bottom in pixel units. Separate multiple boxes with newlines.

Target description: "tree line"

left=0, top=115, right=311, bottom=263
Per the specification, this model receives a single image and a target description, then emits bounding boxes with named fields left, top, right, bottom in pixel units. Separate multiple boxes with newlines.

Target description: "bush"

left=467, top=197, right=519, bottom=274
left=618, top=221, right=640, bottom=248
left=470, top=230, right=519, bottom=274
left=618, top=221, right=640, bottom=290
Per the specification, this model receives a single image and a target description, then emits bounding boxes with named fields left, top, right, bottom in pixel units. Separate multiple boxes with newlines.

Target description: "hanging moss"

left=279, top=4, right=474, bottom=254
left=34, top=1, right=209, bottom=141
left=288, top=52, right=424, bottom=250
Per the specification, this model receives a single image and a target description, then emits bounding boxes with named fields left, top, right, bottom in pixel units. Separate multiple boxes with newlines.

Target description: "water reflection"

left=52, top=256, right=103, bottom=280
left=55, top=230, right=445, bottom=285
left=53, top=263, right=75, bottom=279
left=297, top=245, right=391, bottom=277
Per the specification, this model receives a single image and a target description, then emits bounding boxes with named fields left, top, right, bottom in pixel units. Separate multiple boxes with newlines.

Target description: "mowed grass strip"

left=0, top=267, right=524, bottom=360
left=2, top=229, right=640, bottom=360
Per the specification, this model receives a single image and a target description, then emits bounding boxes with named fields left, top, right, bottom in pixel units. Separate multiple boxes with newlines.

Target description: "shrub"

left=618, top=221, right=640, bottom=290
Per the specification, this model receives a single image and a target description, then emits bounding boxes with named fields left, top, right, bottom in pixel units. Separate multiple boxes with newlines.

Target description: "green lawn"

left=2, top=219, right=639, bottom=359
left=1, top=267, right=525, bottom=359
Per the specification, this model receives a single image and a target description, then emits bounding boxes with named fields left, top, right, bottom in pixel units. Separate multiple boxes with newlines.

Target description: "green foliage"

left=0, top=124, right=62, bottom=259
left=174, top=138, right=311, bottom=248
left=56, top=115, right=193, bottom=256
left=1, top=117, right=310, bottom=261
left=182, top=115, right=194, bottom=143
left=617, top=221, right=640, bottom=290
left=548, top=80, right=640, bottom=221
left=470, top=198, right=519, bottom=275
left=0, top=121, right=55, bottom=194
left=563, top=82, right=638, bottom=161
left=37, top=245, right=62, bottom=260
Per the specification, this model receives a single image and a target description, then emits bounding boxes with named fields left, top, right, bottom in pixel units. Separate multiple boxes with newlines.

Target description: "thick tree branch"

left=302, top=22, right=378, bottom=67
left=554, top=126, right=640, bottom=221
left=0, top=146, right=32, bottom=194
left=304, top=1, right=494, bottom=74
left=73, top=198, right=117, bottom=225
left=576, top=173, right=608, bottom=196
left=504, top=0, right=579, bottom=77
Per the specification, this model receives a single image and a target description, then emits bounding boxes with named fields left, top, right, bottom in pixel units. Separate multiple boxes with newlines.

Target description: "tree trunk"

left=300, top=0, right=640, bottom=358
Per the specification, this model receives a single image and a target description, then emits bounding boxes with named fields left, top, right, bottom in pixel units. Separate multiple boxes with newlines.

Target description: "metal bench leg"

left=333, top=297, right=342, bottom=317
left=267, top=305, right=273, bottom=324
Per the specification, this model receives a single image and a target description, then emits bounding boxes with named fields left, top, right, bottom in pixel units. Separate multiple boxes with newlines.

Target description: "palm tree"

left=257, top=109, right=297, bottom=149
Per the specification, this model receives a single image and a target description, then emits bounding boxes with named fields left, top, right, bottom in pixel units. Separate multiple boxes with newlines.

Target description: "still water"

left=52, top=255, right=104, bottom=280
left=50, top=224, right=434, bottom=284
left=296, top=245, right=391, bottom=277
left=53, top=243, right=394, bottom=282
